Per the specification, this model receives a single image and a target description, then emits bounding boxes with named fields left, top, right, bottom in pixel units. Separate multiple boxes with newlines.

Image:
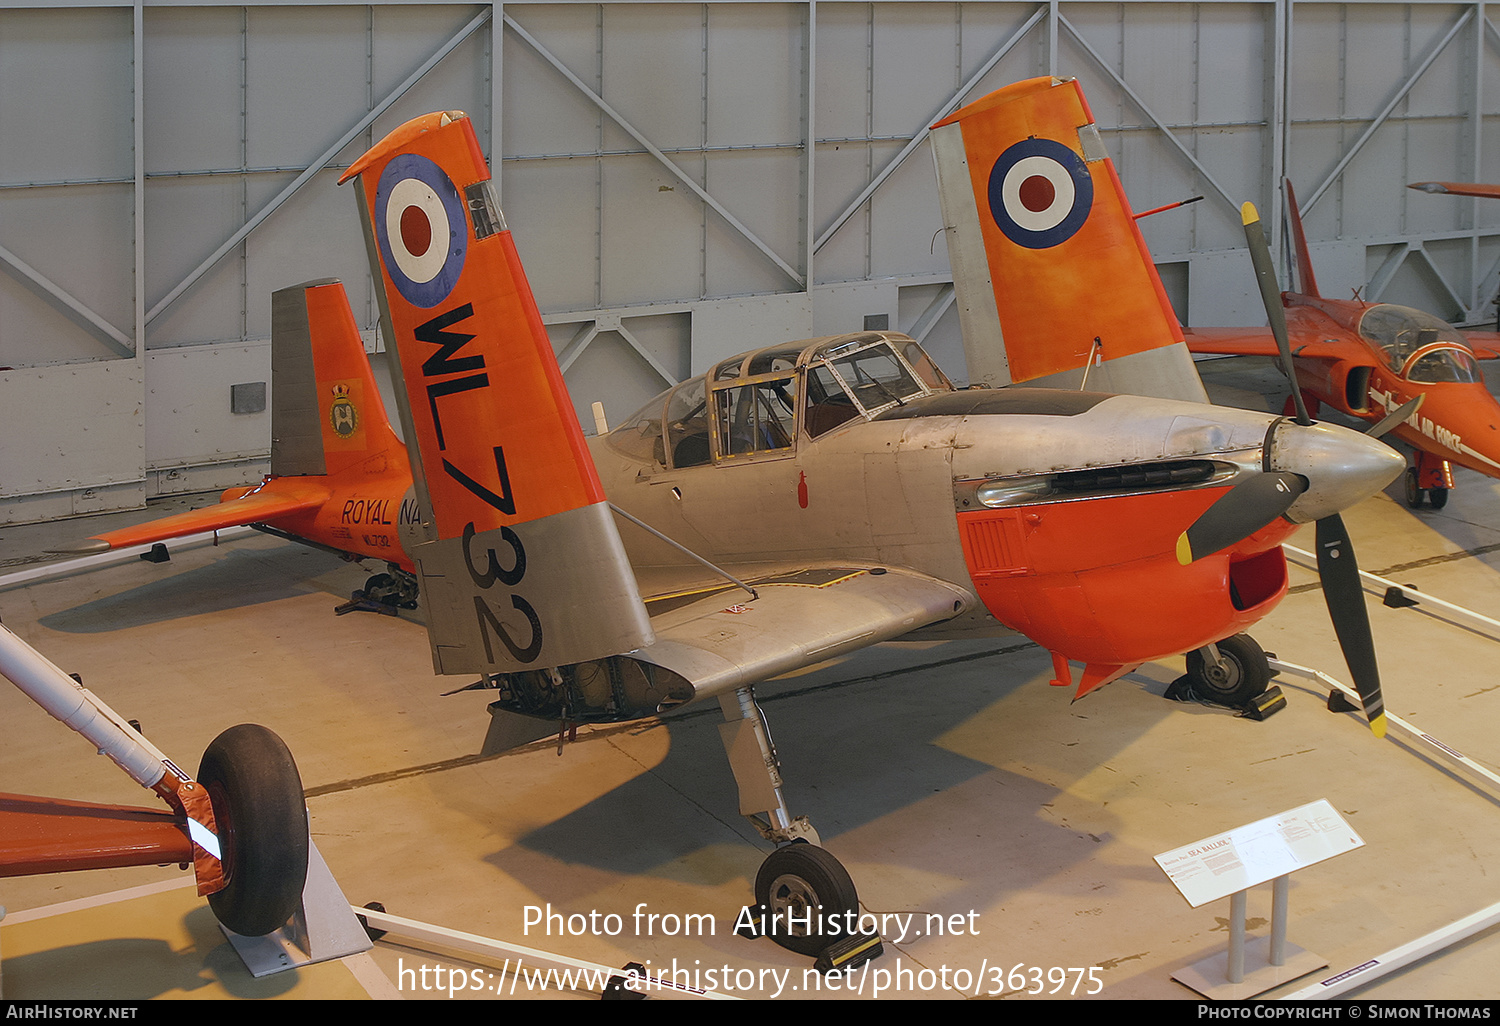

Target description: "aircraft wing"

left=635, top=564, right=974, bottom=702
left=1458, top=330, right=1500, bottom=360
left=57, top=484, right=330, bottom=554
left=1409, top=181, right=1500, bottom=199
left=1182, top=327, right=1287, bottom=358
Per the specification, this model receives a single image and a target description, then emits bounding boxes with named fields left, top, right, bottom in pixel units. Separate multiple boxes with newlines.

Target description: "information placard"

left=1154, top=799, right=1364, bottom=908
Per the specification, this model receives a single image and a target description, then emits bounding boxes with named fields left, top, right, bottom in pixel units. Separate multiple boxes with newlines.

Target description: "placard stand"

left=1155, top=800, right=1362, bottom=999
left=1172, top=875, right=1326, bottom=999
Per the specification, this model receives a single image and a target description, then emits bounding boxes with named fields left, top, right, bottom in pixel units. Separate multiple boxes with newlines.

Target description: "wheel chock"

left=1382, top=585, right=1420, bottom=609
left=602, top=963, right=649, bottom=1001
left=1236, top=685, right=1286, bottom=721
left=813, top=930, right=883, bottom=975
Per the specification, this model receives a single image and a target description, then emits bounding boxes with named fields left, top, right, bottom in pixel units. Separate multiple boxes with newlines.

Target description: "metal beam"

left=144, top=7, right=494, bottom=326
left=557, top=322, right=602, bottom=373
left=615, top=321, right=679, bottom=387
left=1302, top=7, right=1473, bottom=214
left=904, top=283, right=955, bottom=344
left=0, top=241, right=133, bottom=357
left=1059, top=12, right=1240, bottom=214
left=1365, top=243, right=1414, bottom=301
left=812, top=3, right=1046, bottom=255
left=503, top=12, right=803, bottom=289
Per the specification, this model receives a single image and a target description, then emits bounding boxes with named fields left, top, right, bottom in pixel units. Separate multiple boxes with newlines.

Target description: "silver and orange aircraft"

left=1183, top=180, right=1500, bottom=509
left=61, top=81, right=1404, bottom=956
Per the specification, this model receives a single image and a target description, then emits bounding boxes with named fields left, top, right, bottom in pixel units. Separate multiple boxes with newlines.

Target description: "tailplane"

left=930, top=76, right=1208, bottom=403
left=59, top=279, right=405, bottom=556
left=339, top=112, right=653, bottom=676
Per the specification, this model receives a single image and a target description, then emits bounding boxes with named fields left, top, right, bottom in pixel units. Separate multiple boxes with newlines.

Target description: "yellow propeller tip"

left=1369, top=714, right=1387, bottom=739
left=1240, top=201, right=1259, bottom=226
left=1175, top=532, right=1193, bottom=566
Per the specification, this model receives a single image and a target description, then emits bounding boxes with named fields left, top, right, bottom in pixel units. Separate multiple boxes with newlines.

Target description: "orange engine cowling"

left=958, top=485, right=1294, bottom=695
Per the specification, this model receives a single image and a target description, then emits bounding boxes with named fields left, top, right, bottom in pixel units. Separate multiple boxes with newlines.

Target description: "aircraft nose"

left=1266, top=419, right=1406, bottom=523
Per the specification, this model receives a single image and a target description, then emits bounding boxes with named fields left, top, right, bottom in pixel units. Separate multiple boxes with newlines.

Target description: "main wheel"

left=754, top=843, right=859, bottom=957
left=1185, top=634, right=1271, bottom=707
left=1403, top=468, right=1425, bottom=509
left=198, top=724, right=309, bottom=937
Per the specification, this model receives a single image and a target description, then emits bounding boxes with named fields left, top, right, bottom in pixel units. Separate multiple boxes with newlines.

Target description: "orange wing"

left=1458, top=330, right=1500, bottom=360
left=1181, top=327, right=1286, bottom=358
left=1409, top=181, right=1500, bottom=200
left=61, top=483, right=329, bottom=554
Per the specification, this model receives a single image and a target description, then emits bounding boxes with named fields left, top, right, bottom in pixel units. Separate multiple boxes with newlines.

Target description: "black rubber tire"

left=1185, top=634, right=1271, bottom=706
left=1403, top=468, right=1425, bottom=509
left=198, top=724, right=309, bottom=937
left=753, top=843, right=859, bottom=957
left=1427, top=487, right=1449, bottom=509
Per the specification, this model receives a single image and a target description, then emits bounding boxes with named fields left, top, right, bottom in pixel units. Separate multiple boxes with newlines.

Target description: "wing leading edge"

left=636, top=565, right=974, bottom=703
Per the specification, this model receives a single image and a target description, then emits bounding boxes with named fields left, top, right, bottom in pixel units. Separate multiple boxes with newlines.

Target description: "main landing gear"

left=337, top=564, right=419, bottom=615
left=1172, top=634, right=1285, bottom=720
left=718, top=687, right=875, bottom=967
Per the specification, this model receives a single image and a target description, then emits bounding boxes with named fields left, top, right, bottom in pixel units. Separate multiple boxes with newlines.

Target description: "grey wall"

left=3, top=1, right=1499, bottom=524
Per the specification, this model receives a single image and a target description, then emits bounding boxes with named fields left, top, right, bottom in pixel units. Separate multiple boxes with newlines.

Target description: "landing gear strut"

left=718, top=687, right=868, bottom=961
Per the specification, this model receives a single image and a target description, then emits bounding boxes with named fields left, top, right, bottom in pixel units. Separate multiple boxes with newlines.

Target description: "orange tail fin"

left=930, top=77, right=1207, bottom=403
left=271, top=279, right=407, bottom=481
left=1283, top=179, right=1321, bottom=299
left=340, top=112, right=652, bottom=676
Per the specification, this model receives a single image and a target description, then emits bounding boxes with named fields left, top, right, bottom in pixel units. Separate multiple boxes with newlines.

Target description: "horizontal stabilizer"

left=58, top=485, right=328, bottom=554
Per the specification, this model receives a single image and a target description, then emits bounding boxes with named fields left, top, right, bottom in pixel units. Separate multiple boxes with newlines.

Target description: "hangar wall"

left=2, top=1, right=1498, bottom=525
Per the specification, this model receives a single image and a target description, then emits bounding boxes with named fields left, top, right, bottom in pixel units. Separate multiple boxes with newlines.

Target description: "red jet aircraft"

left=61, top=87, right=1404, bottom=957
left=1184, top=181, right=1500, bottom=509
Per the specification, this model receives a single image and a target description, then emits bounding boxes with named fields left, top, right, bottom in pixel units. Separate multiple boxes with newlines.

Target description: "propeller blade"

left=1176, top=472, right=1307, bottom=565
left=1366, top=393, right=1425, bottom=439
left=1315, top=513, right=1387, bottom=737
left=1241, top=202, right=1313, bottom=426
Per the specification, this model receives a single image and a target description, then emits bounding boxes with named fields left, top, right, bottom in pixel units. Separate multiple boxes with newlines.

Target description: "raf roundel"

left=373, top=153, right=468, bottom=308
left=986, top=138, right=1093, bottom=250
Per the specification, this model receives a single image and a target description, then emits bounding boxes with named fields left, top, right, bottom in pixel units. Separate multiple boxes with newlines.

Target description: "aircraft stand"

left=352, top=904, right=735, bottom=999
left=224, top=839, right=372, bottom=977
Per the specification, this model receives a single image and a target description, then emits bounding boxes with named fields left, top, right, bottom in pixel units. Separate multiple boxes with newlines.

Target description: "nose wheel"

left=1183, top=634, right=1271, bottom=706
left=1403, top=468, right=1449, bottom=509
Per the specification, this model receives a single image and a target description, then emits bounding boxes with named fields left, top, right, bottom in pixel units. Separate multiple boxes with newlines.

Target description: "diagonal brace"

left=503, top=12, right=803, bottom=289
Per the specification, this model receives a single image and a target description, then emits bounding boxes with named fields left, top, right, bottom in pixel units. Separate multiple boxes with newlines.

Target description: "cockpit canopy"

left=1357, top=304, right=1482, bottom=384
left=608, top=332, right=952, bottom=469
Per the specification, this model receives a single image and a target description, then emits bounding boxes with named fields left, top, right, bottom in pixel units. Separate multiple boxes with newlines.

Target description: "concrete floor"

left=1, top=356, right=1498, bottom=1001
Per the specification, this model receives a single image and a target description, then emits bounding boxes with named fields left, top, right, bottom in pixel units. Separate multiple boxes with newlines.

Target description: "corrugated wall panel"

left=5, top=1, right=1500, bottom=525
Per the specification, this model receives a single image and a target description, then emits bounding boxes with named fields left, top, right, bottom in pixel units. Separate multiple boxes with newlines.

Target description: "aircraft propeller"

left=1366, top=393, right=1424, bottom=440
left=1203, top=202, right=1388, bottom=737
